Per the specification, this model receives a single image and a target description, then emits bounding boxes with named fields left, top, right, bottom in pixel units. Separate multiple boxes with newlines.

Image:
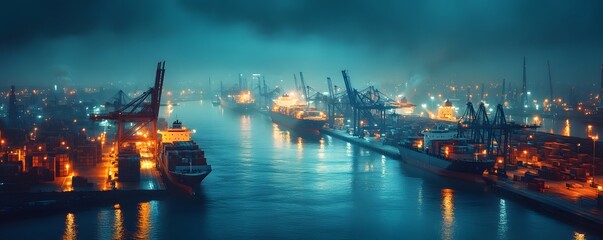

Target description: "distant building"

left=437, top=100, right=456, bottom=121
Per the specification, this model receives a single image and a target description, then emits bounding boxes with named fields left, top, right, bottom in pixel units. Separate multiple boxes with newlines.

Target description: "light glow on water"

left=523, top=116, right=601, bottom=138
left=498, top=199, right=508, bottom=239
left=441, top=188, right=455, bottom=240
left=0, top=101, right=600, bottom=239
left=112, top=205, right=124, bottom=240
left=135, top=202, right=151, bottom=240
left=62, top=213, right=76, bottom=240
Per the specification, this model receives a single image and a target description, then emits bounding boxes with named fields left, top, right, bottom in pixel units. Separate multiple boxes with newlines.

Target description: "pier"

left=0, top=154, right=167, bottom=221
left=319, top=126, right=603, bottom=230
left=0, top=63, right=170, bottom=221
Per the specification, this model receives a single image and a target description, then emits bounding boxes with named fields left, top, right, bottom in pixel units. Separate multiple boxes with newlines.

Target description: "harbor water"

left=1, top=101, right=601, bottom=239
left=511, top=114, right=603, bottom=139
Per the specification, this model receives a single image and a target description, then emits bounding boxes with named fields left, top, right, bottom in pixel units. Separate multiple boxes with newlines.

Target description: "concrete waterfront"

left=320, top=128, right=400, bottom=159
left=320, top=127, right=603, bottom=231
left=488, top=169, right=603, bottom=230
left=0, top=154, right=167, bottom=221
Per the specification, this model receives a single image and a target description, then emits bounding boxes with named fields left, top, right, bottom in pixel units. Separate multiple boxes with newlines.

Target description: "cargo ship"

left=220, top=89, right=256, bottom=112
left=268, top=94, right=326, bottom=133
left=397, top=123, right=495, bottom=181
left=158, top=120, right=212, bottom=194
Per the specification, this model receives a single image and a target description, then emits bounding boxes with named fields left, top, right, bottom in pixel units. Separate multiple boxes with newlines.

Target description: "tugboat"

left=268, top=94, right=326, bottom=133
left=397, top=123, right=495, bottom=181
left=158, top=120, right=211, bottom=194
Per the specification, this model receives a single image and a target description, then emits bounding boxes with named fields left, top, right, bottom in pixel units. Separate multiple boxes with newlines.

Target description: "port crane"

left=256, top=77, right=281, bottom=109
left=292, top=72, right=325, bottom=109
left=304, top=85, right=328, bottom=109
left=341, top=70, right=397, bottom=136
left=90, top=62, right=165, bottom=154
left=326, top=77, right=350, bottom=128
left=104, top=90, right=131, bottom=111
left=457, top=102, right=539, bottom=175
left=299, top=72, right=309, bottom=104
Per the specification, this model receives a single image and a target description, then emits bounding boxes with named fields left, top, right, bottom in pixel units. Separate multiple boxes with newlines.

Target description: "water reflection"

left=96, top=208, right=111, bottom=239
left=272, top=123, right=291, bottom=149
left=164, top=102, right=173, bottom=118
left=92, top=201, right=157, bottom=240
left=520, top=116, right=602, bottom=138
left=297, top=136, right=303, bottom=159
left=113, top=204, right=124, bottom=240
left=135, top=202, right=151, bottom=240
left=346, top=142, right=352, bottom=156
left=417, top=185, right=423, bottom=217
left=43, top=101, right=603, bottom=239
left=380, top=155, right=387, bottom=176
left=573, top=231, right=586, bottom=240
left=317, top=137, right=326, bottom=160
left=498, top=199, right=508, bottom=240
left=441, top=188, right=455, bottom=240
left=239, top=115, right=252, bottom=161
left=563, top=119, right=571, bottom=137
left=62, top=212, right=77, bottom=240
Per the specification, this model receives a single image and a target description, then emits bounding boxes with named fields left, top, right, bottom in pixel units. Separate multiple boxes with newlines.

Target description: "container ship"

left=268, top=94, right=326, bottom=133
left=220, top=89, right=256, bottom=113
left=158, top=120, right=212, bottom=194
left=397, top=123, right=495, bottom=181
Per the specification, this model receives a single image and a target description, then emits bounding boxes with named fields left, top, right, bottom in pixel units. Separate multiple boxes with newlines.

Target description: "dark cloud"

left=178, top=0, right=603, bottom=45
left=178, top=0, right=603, bottom=71
left=0, top=0, right=602, bottom=100
left=0, top=0, right=165, bottom=48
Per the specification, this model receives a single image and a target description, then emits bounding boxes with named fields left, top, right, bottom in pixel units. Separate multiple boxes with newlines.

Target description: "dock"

left=486, top=174, right=603, bottom=229
left=0, top=155, right=167, bottom=221
left=320, top=128, right=400, bottom=159
left=319, top=127, right=603, bottom=230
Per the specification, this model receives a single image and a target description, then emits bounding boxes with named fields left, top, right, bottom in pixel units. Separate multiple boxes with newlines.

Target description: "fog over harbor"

left=1, top=1, right=603, bottom=103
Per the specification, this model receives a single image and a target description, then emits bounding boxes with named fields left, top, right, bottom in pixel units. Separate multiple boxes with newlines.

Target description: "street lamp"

left=588, top=125, right=593, bottom=136
left=593, top=135, right=599, bottom=187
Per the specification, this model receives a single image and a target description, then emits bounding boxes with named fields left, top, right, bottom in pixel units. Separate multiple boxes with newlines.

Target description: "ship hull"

left=397, top=146, right=494, bottom=182
left=268, top=111, right=325, bottom=133
left=220, top=99, right=256, bottom=113
left=158, top=160, right=211, bottom=194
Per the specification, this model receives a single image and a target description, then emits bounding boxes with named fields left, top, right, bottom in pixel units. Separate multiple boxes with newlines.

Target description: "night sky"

left=1, top=0, right=602, bottom=99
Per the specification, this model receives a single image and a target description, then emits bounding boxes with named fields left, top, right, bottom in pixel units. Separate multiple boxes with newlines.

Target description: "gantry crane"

left=326, top=77, right=350, bottom=128
left=90, top=62, right=165, bottom=154
left=341, top=70, right=397, bottom=136
left=104, top=90, right=131, bottom=111
left=457, top=101, right=538, bottom=176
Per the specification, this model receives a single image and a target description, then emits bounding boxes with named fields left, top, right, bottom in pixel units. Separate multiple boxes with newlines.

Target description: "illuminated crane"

left=457, top=101, right=538, bottom=176
left=90, top=62, right=165, bottom=154
left=341, top=70, right=397, bottom=136
left=326, top=77, right=350, bottom=128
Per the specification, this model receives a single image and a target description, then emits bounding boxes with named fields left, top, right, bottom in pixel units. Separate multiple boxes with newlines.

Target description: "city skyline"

left=0, top=0, right=602, bottom=101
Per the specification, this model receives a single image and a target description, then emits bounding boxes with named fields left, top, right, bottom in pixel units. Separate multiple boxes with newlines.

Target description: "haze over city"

left=4, top=2, right=603, bottom=239
left=1, top=0, right=602, bottom=101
